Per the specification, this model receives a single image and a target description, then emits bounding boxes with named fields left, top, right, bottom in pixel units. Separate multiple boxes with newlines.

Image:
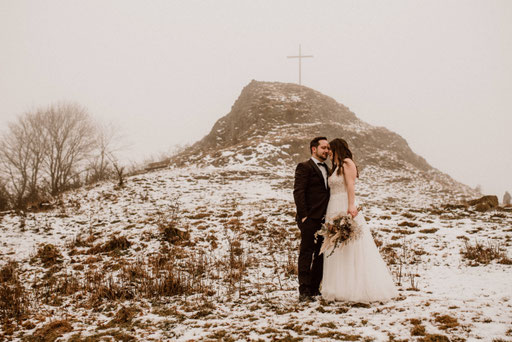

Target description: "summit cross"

left=287, top=44, right=313, bottom=86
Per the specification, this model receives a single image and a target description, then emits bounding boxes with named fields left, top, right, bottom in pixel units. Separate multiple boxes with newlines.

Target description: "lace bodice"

left=328, top=170, right=347, bottom=195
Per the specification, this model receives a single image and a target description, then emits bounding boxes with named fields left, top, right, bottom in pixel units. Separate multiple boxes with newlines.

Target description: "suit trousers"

left=297, top=217, right=324, bottom=295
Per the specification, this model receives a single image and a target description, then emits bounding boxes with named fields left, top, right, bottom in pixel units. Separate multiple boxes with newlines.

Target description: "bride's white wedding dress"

left=320, top=170, right=398, bottom=302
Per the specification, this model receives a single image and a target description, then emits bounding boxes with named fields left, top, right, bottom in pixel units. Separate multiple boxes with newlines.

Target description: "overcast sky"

left=1, top=0, right=511, bottom=198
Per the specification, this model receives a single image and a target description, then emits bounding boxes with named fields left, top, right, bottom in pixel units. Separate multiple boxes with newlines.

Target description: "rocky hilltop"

left=172, top=80, right=476, bottom=201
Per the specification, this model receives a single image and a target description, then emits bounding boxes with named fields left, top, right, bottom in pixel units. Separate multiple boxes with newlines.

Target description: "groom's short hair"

left=310, top=136, right=327, bottom=154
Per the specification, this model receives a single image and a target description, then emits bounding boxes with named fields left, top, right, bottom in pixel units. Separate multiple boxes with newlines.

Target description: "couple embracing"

left=293, top=137, right=398, bottom=302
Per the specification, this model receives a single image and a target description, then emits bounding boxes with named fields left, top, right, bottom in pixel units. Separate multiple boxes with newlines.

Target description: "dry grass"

left=419, top=228, right=439, bottom=234
left=398, top=221, right=419, bottom=228
left=106, top=306, right=140, bottom=327
left=418, top=334, right=450, bottom=342
left=461, top=240, right=512, bottom=265
left=34, top=244, right=62, bottom=267
left=102, top=235, right=131, bottom=252
left=87, top=235, right=131, bottom=254
left=434, top=314, right=459, bottom=330
left=226, top=239, right=247, bottom=285
left=0, top=261, right=30, bottom=324
left=158, top=215, right=190, bottom=245
left=29, top=319, right=73, bottom=342
left=409, top=318, right=426, bottom=336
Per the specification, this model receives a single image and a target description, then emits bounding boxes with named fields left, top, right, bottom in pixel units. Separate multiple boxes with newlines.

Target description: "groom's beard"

left=314, top=152, right=327, bottom=161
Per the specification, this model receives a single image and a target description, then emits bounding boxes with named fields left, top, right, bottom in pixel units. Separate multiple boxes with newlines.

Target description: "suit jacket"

left=293, top=159, right=330, bottom=221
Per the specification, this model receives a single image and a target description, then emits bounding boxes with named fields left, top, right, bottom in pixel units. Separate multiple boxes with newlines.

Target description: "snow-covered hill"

left=1, top=81, right=510, bottom=341
left=1, top=163, right=511, bottom=341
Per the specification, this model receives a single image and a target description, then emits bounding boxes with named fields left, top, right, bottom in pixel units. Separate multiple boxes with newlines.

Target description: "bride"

left=320, top=138, right=398, bottom=302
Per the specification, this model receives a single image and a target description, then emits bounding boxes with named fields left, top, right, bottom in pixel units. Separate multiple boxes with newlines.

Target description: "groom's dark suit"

left=293, top=158, right=330, bottom=297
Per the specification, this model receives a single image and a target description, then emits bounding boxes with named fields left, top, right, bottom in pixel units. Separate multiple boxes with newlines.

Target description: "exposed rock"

left=467, top=195, right=499, bottom=212
left=503, top=191, right=511, bottom=206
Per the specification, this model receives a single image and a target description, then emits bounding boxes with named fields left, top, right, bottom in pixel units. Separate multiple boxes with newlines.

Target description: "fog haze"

left=1, top=0, right=511, bottom=198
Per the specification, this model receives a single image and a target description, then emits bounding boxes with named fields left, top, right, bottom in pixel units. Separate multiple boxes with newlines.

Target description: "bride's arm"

left=343, top=158, right=358, bottom=217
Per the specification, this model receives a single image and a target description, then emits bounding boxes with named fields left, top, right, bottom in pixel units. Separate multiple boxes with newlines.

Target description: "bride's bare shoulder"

left=343, top=158, right=356, bottom=168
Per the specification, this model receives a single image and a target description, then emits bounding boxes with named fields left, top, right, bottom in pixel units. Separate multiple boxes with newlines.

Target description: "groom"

left=293, top=136, right=330, bottom=300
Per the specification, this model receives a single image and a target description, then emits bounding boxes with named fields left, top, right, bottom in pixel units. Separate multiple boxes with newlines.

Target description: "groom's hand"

left=301, top=217, right=307, bottom=223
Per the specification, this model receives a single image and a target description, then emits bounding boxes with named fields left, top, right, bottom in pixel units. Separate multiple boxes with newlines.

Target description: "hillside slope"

left=0, top=164, right=511, bottom=341
left=172, top=80, right=476, bottom=200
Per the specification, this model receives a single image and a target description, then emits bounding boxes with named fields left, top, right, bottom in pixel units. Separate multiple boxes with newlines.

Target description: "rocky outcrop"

left=467, top=195, right=499, bottom=212
left=170, top=80, right=477, bottom=200
left=173, top=81, right=430, bottom=170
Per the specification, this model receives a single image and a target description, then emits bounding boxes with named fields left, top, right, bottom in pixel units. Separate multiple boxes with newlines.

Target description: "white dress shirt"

left=311, top=156, right=328, bottom=189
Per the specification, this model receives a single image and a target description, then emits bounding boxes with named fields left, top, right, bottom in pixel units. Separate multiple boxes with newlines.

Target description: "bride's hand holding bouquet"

left=316, top=206, right=363, bottom=257
left=347, top=204, right=358, bottom=218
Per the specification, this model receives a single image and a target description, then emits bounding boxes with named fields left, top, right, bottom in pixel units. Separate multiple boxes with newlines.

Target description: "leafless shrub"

left=381, top=236, right=423, bottom=288
left=283, top=251, right=298, bottom=277
left=108, top=153, right=126, bottom=188
left=158, top=201, right=190, bottom=245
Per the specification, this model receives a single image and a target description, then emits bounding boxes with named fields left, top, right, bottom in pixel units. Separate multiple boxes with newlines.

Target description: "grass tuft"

left=461, top=240, right=512, bottom=265
left=0, top=261, right=29, bottom=323
left=35, top=244, right=62, bottom=267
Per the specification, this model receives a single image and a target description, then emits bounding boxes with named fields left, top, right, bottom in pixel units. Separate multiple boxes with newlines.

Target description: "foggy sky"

left=1, top=0, right=511, bottom=198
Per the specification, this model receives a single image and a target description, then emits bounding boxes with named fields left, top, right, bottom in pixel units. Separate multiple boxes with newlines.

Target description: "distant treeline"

left=0, top=102, right=124, bottom=210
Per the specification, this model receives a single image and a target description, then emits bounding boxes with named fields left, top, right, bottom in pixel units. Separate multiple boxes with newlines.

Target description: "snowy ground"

left=1, top=165, right=511, bottom=341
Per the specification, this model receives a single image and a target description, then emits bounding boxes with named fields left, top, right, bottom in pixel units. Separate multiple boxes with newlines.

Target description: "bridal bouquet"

left=316, top=209, right=363, bottom=257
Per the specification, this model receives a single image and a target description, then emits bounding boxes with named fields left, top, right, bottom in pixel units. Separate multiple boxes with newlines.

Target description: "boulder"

left=467, top=195, right=499, bottom=212
left=503, top=191, right=511, bottom=206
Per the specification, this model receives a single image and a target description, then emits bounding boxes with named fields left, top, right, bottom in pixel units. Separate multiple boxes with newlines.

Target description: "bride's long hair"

left=329, top=138, right=359, bottom=177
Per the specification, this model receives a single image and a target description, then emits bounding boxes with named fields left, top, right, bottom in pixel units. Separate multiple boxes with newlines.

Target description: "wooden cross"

left=287, top=44, right=313, bottom=85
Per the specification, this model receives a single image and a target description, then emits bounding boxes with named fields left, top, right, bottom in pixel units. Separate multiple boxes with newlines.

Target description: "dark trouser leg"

left=311, top=234, right=324, bottom=294
left=298, top=218, right=323, bottom=295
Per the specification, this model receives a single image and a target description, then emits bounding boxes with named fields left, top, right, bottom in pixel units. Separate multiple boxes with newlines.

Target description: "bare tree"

left=0, top=178, right=9, bottom=211
left=0, top=112, right=46, bottom=207
left=41, top=102, right=96, bottom=194
left=107, top=153, right=126, bottom=187
left=87, top=122, right=123, bottom=183
left=25, top=111, right=47, bottom=199
left=0, top=102, right=102, bottom=208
